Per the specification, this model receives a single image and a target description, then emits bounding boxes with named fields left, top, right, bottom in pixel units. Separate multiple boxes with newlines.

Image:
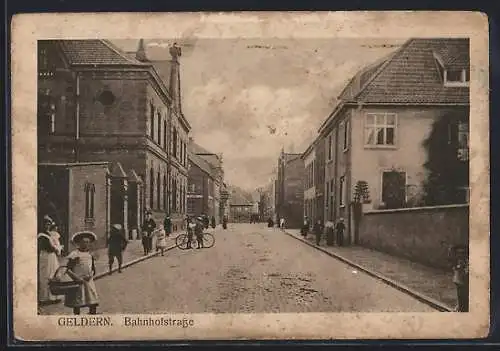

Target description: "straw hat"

left=112, top=224, right=122, bottom=231
left=43, top=215, right=54, bottom=224
left=71, top=231, right=97, bottom=243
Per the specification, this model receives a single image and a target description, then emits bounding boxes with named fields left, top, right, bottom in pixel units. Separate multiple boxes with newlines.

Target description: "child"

left=449, top=244, right=469, bottom=312
left=155, top=227, right=168, bottom=256
left=64, top=231, right=99, bottom=315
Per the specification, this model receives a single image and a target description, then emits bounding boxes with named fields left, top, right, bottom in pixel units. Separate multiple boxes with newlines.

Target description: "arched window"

left=84, top=183, right=96, bottom=220
left=149, top=167, right=154, bottom=210
left=157, top=171, right=161, bottom=210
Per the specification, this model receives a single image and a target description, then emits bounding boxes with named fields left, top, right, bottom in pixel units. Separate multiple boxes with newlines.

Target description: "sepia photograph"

left=11, top=11, right=489, bottom=341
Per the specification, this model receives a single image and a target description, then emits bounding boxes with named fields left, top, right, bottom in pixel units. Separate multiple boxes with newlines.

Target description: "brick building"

left=188, top=140, right=225, bottom=223
left=186, top=150, right=217, bottom=219
left=275, top=149, right=305, bottom=229
left=317, top=38, right=469, bottom=244
left=37, top=39, right=192, bottom=244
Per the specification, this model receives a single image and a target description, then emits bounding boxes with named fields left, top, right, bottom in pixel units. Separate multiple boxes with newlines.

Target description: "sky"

left=112, top=38, right=407, bottom=192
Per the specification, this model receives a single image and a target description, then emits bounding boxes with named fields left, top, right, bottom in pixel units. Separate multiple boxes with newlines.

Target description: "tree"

left=422, top=110, right=469, bottom=205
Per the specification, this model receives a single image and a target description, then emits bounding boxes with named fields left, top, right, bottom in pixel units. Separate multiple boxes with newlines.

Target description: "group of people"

left=37, top=215, right=100, bottom=315
left=140, top=211, right=172, bottom=256
left=300, top=216, right=346, bottom=247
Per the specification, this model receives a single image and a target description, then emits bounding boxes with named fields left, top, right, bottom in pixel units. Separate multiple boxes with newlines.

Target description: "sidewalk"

left=58, top=232, right=180, bottom=279
left=284, top=229, right=456, bottom=311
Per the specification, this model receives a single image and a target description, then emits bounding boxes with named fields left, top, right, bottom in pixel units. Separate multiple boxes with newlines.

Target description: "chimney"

left=169, top=43, right=182, bottom=113
left=136, top=39, right=148, bottom=62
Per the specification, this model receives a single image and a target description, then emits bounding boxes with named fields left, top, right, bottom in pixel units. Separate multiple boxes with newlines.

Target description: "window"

left=173, top=129, right=178, bottom=158
left=343, top=120, right=349, bottom=151
left=365, top=113, right=396, bottom=147
left=382, top=171, right=406, bottom=209
left=163, top=120, right=167, bottom=150
left=157, top=171, right=161, bottom=210
left=38, top=47, right=48, bottom=70
left=157, top=112, right=162, bottom=146
left=457, top=121, right=469, bottom=161
left=97, top=90, right=116, bottom=106
left=188, top=183, right=196, bottom=193
left=149, top=167, right=154, bottom=209
left=444, top=69, right=469, bottom=87
left=339, top=176, right=346, bottom=207
left=328, top=135, right=332, bottom=160
left=84, top=183, right=95, bottom=220
left=38, top=94, right=56, bottom=135
left=163, top=174, right=168, bottom=210
left=150, top=104, right=155, bottom=139
left=325, top=181, right=329, bottom=208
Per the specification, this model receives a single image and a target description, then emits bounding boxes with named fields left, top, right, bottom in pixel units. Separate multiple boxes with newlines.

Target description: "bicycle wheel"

left=202, top=233, right=215, bottom=248
left=176, top=234, right=190, bottom=250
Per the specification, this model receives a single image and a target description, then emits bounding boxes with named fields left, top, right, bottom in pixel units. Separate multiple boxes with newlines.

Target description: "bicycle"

left=176, top=231, right=215, bottom=250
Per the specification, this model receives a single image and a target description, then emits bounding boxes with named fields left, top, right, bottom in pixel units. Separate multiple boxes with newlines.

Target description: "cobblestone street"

left=40, top=224, right=435, bottom=315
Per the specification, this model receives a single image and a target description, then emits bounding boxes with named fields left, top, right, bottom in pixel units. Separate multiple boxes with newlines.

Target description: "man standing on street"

left=141, top=210, right=156, bottom=255
left=335, top=218, right=346, bottom=247
left=163, top=214, right=172, bottom=237
left=108, top=224, right=128, bottom=274
left=313, top=219, right=323, bottom=246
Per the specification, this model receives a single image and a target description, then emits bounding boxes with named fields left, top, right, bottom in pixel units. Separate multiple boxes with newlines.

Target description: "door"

left=382, top=171, right=406, bottom=209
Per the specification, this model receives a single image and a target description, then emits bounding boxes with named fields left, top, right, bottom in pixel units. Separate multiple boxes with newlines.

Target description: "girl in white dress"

left=155, top=227, right=168, bottom=256
left=64, top=231, right=99, bottom=315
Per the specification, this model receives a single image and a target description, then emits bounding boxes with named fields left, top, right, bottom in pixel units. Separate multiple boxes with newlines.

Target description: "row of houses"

left=273, top=38, right=470, bottom=245
left=37, top=39, right=230, bottom=251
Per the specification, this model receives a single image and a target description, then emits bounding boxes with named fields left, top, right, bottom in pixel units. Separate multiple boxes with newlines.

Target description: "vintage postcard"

left=11, top=11, right=489, bottom=341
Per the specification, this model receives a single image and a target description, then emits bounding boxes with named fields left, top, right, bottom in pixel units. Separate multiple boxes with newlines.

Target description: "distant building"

left=275, top=149, right=305, bottom=229
left=228, top=186, right=254, bottom=223
left=187, top=140, right=225, bottom=223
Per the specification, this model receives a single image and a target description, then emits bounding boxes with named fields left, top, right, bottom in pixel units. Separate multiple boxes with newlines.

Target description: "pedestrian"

left=155, top=227, right=168, bottom=256
left=203, top=215, right=210, bottom=230
left=335, top=218, right=346, bottom=247
left=37, top=215, right=63, bottom=306
left=187, top=217, right=196, bottom=248
left=325, top=221, right=335, bottom=246
left=163, top=214, right=172, bottom=237
left=64, top=231, right=99, bottom=315
left=141, top=210, right=156, bottom=255
left=108, top=224, right=128, bottom=274
left=314, top=219, right=323, bottom=246
left=280, top=217, right=286, bottom=231
left=301, top=216, right=310, bottom=237
left=211, top=216, right=216, bottom=229
left=449, top=244, right=469, bottom=312
left=267, top=217, right=274, bottom=228
left=195, top=217, right=205, bottom=249
left=222, top=215, right=228, bottom=230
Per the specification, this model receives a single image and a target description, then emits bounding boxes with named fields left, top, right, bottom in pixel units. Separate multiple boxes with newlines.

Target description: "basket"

left=48, top=266, right=82, bottom=295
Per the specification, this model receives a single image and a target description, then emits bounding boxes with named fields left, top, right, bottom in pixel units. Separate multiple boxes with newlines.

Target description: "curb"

left=283, top=230, right=453, bottom=312
left=94, top=243, right=177, bottom=281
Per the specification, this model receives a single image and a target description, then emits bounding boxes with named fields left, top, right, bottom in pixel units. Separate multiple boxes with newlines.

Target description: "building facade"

left=275, top=150, right=305, bottom=229
left=188, top=140, right=225, bottom=224
left=187, top=151, right=218, bottom=219
left=37, top=39, right=192, bottom=244
left=302, top=144, right=316, bottom=221
left=317, top=38, right=470, bottom=244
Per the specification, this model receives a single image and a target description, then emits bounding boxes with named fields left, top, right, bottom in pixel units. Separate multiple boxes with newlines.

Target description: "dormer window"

left=433, top=52, right=469, bottom=87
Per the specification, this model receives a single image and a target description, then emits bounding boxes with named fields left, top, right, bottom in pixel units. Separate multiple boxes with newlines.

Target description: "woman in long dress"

left=37, top=216, right=63, bottom=305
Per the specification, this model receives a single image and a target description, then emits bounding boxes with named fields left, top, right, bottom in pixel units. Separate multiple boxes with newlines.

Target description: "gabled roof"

left=150, top=60, right=173, bottom=91
left=189, top=141, right=214, bottom=155
left=355, top=38, right=470, bottom=104
left=319, top=38, right=470, bottom=133
left=189, top=151, right=215, bottom=179
left=59, top=40, right=147, bottom=66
